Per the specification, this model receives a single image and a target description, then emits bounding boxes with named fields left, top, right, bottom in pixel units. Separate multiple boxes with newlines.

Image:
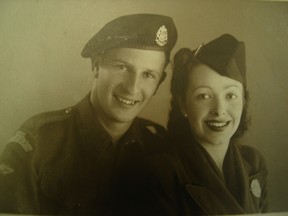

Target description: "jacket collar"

left=75, top=94, right=144, bottom=156
left=126, top=118, right=145, bottom=143
left=75, top=94, right=111, bottom=160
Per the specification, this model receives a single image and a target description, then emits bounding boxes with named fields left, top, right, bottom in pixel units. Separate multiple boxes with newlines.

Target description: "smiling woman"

left=183, top=64, right=244, bottom=151
left=167, top=34, right=268, bottom=215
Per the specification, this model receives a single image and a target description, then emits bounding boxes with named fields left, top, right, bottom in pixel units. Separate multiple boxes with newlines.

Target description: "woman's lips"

left=205, top=120, right=230, bottom=131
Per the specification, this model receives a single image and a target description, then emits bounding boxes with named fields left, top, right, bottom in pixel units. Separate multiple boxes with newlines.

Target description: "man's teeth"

left=206, top=121, right=228, bottom=128
left=117, top=96, right=137, bottom=105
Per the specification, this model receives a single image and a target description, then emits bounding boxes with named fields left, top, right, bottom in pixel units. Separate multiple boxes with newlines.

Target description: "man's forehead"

left=103, top=47, right=165, bottom=58
left=101, top=48, right=166, bottom=72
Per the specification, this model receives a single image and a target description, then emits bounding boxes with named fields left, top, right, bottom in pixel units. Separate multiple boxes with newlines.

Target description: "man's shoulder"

left=20, top=106, right=76, bottom=133
left=6, top=107, right=78, bottom=151
left=136, top=117, right=167, bottom=139
left=132, top=117, right=169, bottom=154
left=0, top=107, right=77, bottom=173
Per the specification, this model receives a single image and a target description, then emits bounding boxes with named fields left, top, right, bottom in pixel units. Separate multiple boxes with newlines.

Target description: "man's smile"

left=115, top=95, right=140, bottom=106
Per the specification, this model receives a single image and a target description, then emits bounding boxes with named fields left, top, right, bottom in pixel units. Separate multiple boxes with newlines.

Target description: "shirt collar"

left=75, top=93, right=144, bottom=150
left=75, top=93, right=112, bottom=157
left=118, top=117, right=144, bottom=147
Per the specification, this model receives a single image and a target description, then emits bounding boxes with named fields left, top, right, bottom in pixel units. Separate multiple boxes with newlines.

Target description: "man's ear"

left=93, top=64, right=99, bottom=78
left=153, top=71, right=167, bottom=95
left=159, top=71, right=167, bottom=85
left=91, top=58, right=100, bottom=78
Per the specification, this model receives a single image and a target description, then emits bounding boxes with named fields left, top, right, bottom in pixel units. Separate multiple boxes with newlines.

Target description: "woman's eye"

left=226, top=93, right=238, bottom=100
left=116, top=64, right=128, bottom=71
left=197, top=94, right=211, bottom=100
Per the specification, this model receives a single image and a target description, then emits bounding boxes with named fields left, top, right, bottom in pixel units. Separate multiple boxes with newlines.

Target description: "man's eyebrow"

left=102, top=57, right=162, bottom=74
left=143, top=69, right=162, bottom=75
left=102, top=57, right=131, bottom=66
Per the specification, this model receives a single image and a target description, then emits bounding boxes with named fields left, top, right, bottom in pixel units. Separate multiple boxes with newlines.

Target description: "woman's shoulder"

left=237, top=144, right=267, bottom=172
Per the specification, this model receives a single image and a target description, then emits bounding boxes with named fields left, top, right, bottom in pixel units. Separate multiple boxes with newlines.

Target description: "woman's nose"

left=211, top=98, right=226, bottom=116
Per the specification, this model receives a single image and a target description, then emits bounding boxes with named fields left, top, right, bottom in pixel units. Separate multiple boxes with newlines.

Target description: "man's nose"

left=124, top=73, right=141, bottom=95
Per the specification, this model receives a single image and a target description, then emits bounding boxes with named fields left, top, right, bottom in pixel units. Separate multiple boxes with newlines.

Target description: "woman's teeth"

left=206, top=121, right=229, bottom=128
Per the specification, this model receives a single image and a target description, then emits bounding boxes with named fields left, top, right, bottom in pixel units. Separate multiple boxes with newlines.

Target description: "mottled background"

left=0, top=0, right=287, bottom=213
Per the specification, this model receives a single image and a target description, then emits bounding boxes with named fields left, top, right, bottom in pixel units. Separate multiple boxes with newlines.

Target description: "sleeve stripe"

left=9, top=130, right=33, bottom=152
left=0, top=163, right=14, bottom=175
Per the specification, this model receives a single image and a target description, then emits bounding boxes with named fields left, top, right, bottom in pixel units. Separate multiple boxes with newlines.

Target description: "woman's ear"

left=178, top=97, right=188, bottom=118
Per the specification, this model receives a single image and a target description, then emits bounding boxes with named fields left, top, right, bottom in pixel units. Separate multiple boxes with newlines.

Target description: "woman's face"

left=182, top=64, right=244, bottom=146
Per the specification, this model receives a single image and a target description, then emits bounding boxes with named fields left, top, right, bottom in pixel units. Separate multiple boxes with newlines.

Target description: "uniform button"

left=65, top=107, right=72, bottom=114
left=125, top=139, right=136, bottom=145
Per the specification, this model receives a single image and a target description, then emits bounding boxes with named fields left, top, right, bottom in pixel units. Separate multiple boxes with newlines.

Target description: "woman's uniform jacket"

left=175, top=135, right=269, bottom=215
left=0, top=94, right=179, bottom=215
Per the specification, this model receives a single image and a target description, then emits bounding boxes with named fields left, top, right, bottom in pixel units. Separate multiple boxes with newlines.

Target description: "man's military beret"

left=194, top=34, right=246, bottom=86
left=81, top=14, right=178, bottom=58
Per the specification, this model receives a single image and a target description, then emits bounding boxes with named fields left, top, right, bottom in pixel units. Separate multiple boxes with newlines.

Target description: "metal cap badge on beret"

left=81, top=14, right=178, bottom=58
left=194, top=34, right=246, bottom=86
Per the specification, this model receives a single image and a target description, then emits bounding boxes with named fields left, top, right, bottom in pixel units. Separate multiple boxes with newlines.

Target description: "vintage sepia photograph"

left=0, top=0, right=287, bottom=215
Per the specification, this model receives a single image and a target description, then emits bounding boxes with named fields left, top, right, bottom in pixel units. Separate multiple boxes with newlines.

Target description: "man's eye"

left=143, top=72, right=156, bottom=79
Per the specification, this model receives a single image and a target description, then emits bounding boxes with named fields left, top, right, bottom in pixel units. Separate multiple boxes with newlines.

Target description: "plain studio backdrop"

left=0, top=0, right=287, bottom=213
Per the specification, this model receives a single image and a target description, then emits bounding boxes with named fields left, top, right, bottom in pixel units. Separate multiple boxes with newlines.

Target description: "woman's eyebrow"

left=192, top=85, right=211, bottom=89
left=224, top=85, right=242, bottom=90
left=190, top=86, right=211, bottom=92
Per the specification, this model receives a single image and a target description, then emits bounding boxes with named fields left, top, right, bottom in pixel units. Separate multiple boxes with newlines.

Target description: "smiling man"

left=90, top=48, right=167, bottom=141
left=0, top=14, right=177, bottom=215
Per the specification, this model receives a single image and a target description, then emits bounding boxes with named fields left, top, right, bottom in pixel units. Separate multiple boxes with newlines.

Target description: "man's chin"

left=112, top=116, right=137, bottom=124
left=107, top=112, right=138, bottom=125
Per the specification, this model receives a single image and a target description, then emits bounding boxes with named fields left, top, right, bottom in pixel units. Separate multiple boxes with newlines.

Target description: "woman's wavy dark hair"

left=167, top=48, right=251, bottom=141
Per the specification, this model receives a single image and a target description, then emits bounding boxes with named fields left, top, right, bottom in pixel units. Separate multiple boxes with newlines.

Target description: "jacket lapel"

left=179, top=139, right=246, bottom=215
left=180, top=138, right=267, bottom=215
left=185, top=183, right=245, bottom=215
left=224, top=143, right=268, bottom=213
left=223, top=143, right=253, bottom=212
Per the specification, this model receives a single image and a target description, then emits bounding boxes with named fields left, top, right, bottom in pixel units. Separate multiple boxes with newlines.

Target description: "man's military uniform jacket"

left=0, top=95, right=177, bottom=215
left=175, top=135, right=269, bottom=215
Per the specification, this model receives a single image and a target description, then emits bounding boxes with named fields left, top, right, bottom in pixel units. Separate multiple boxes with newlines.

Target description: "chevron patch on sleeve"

left=0, top=163, right=14, bottom=175
left=9, top=130, right=33, bottom=152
